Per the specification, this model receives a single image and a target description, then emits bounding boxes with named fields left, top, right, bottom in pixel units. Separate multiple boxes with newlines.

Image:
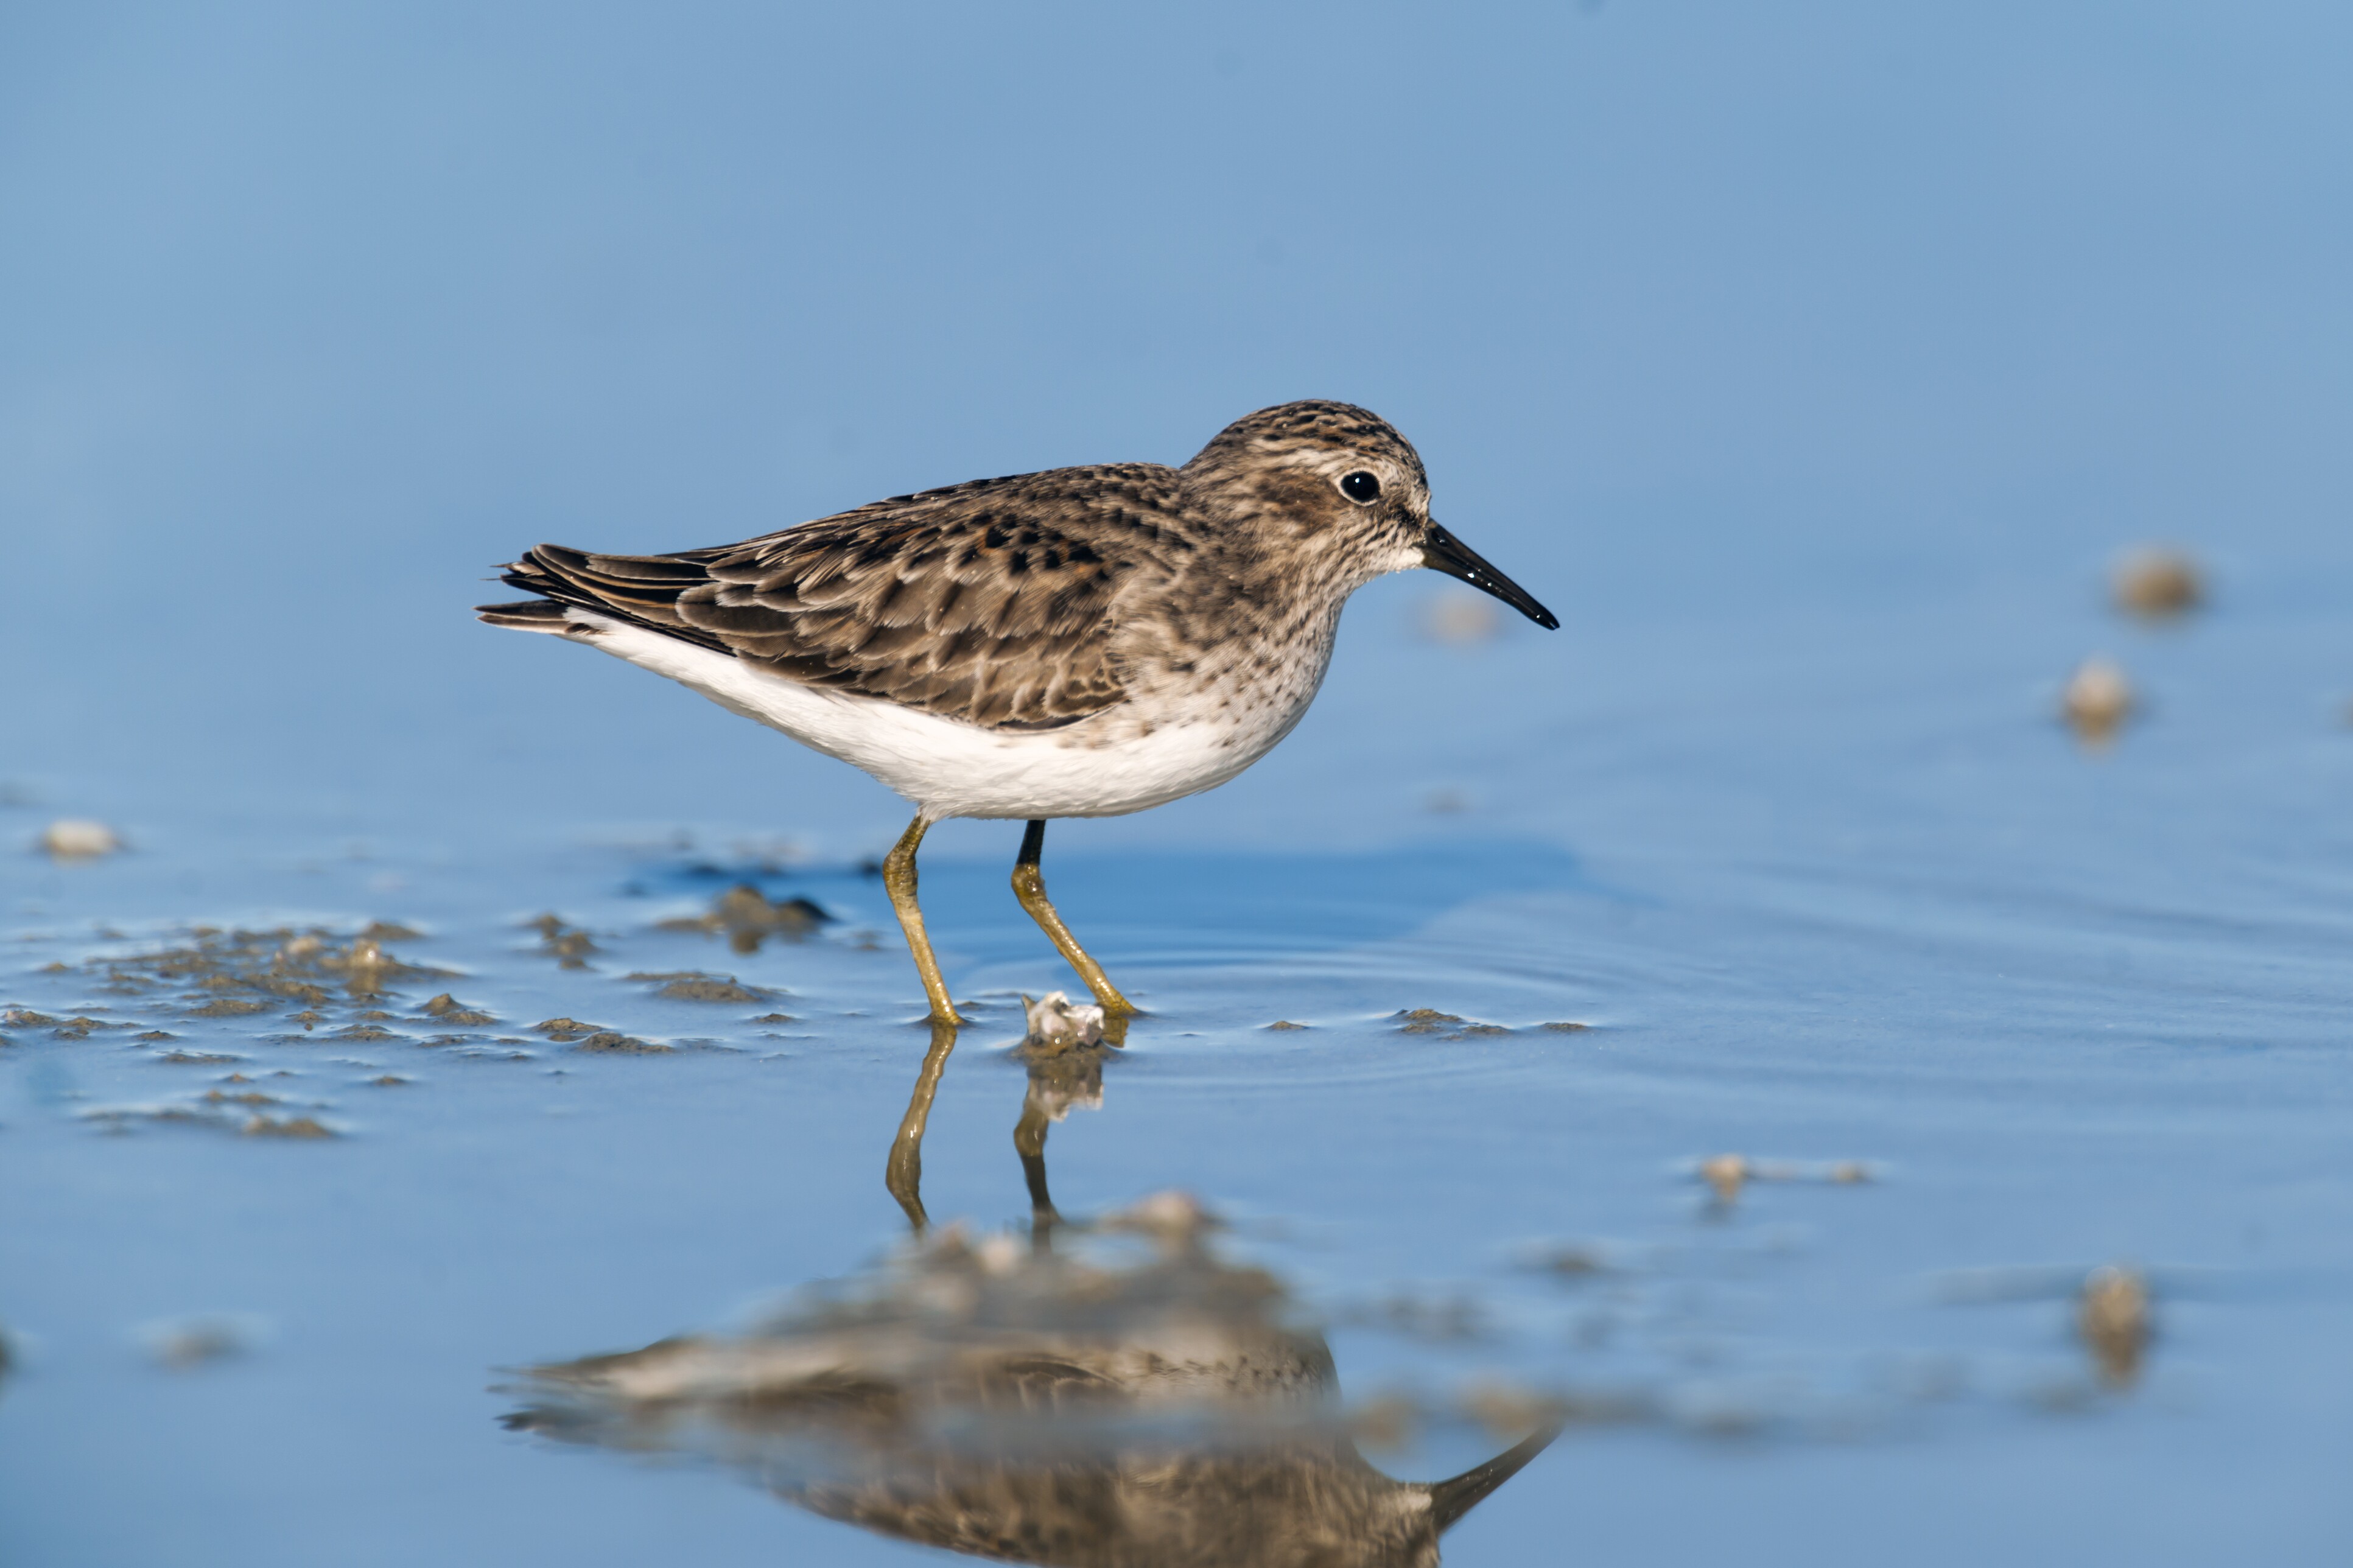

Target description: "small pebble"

left=2112, top=548, right=2204, bottom=620
left=2078, top=1265, right=2152, bottom=1388
left=1527, top=1242, right=1611, bottom=1277
left=1699, top=1153, right=1749, bottom=1204
left=40, top=819, right=120, bottom=860
left=2062, top=656, right=2135, bottom=743
left=141, top=1314, right=264, bottom=1370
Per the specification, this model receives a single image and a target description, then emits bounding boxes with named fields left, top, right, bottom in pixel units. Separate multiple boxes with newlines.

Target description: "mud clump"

left=200, top=1089, right=280, bottom=1108
left=527, top=914, right=599, bottom=968
left=1393, top=1009, right=1512, bottom=1040
left=51, top=926, right=453, bottom=1024
left=189, top=998, right=272, bottom=1019
left=572, top=1032, right=672, bottom=1054
left=659, top=978, right=762, bottom=1002
left=418, top=993, right=495, bottom=1025
left=626, top=971, right=774, bottom=1004
left=2112, top=548, right=2204, bottom=621
left=656, top=884, right=832, bottom=954
left=1523, top=1243, right=1615, bottom=1279
left=531, top=1018, right=602, bottom=1042
left=142, top=1315, right=262, bottom=1369
left=4, top=1010, right=134, bottom=1040
left=83, top=1094, right=335, bottom=1138
left=243, top=1115, right=335, bottom=1139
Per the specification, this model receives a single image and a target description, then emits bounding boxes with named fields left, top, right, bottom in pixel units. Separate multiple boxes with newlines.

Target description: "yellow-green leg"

left=1011, top=818, right=1135, bottom=1017
left=883, top=812, right=964, bottom=1026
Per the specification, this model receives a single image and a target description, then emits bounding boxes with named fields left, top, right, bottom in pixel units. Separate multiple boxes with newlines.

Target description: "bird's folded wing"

left=488, top=469, right=1165, bottom=730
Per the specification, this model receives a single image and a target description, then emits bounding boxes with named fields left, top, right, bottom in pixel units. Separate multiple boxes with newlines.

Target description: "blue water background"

left=4, top=4, right=2351, bottom=1564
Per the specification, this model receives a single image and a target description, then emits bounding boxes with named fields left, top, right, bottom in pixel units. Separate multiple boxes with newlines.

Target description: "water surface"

left=7, top=4, right=2352, bottom=1563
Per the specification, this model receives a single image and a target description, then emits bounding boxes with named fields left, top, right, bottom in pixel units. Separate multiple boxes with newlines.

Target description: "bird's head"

left=1182, top=400, right=1559, bottom=628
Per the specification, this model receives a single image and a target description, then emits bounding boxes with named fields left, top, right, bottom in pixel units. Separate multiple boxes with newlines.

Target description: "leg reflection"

left=884, top=1007, right=1111, bottom=1236
left=1013, top=1096, right=1057, bottom=1231
left=1012, top=1029, right=1111, bottom=1239
left=883, top=1018, right=959, bottom=1231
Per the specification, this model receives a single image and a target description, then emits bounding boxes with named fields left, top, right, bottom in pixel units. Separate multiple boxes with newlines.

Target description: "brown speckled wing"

left=492, top=465, right=1184, bottom=731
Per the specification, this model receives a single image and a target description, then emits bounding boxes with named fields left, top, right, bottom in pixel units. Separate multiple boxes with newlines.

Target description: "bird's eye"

left=1339, top=471, right=1381, bottom=504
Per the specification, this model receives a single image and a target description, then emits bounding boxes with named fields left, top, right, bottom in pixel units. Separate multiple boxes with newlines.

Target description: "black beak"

left=1427, top=1420, right=1564, bottom=1533
left=1421, top=522, right=1559, bottom=630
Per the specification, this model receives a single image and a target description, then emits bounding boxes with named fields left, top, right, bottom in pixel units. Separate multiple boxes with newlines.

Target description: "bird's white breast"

left=569, top=611, right=1328, bottom=821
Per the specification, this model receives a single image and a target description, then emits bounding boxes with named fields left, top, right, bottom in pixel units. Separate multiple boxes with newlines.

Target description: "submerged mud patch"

left=623, top=971, right=775, bottom=1004
left=14, top=926, right=457, bottom=1036
left=570, top=1032, right=671, bottom=1054
left=525, top=915, right=598, bottom=968
left=1391, top=1009, right=1512, bottom=1039
left=80, top=1091, right=340, bottom=1139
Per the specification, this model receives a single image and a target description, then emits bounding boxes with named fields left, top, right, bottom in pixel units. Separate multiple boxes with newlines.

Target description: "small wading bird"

left=480, top=402, right=1556, bottom=1024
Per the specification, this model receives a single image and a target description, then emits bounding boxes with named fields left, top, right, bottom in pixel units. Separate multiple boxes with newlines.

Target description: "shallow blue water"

left=7, top=3, right=2353, bottom=1564
left=7, top=560, right=2350, bottom=1563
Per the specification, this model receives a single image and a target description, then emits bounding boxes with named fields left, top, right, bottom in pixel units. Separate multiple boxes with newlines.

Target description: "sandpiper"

left=479, top=401, right=1556, bottom=1024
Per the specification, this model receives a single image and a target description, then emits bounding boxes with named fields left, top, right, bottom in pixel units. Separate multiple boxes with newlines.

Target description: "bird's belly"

left=574, top=612, right=1315, bottom=820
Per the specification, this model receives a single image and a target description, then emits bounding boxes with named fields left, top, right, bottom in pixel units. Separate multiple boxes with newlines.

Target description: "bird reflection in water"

left=503, top=1009, right=1558, bottom=1567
